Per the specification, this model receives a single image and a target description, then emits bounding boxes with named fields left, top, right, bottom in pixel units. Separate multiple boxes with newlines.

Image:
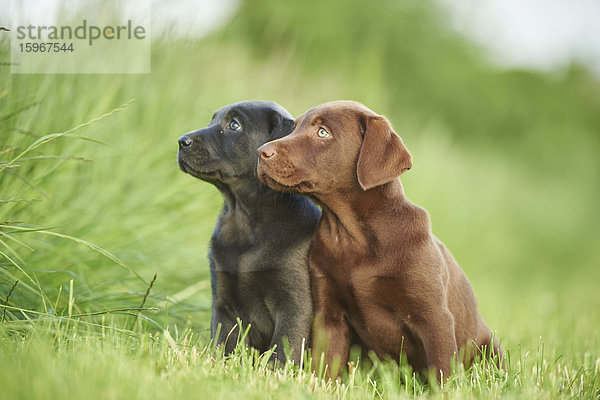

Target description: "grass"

left=1, top=0, right=600, bottom=397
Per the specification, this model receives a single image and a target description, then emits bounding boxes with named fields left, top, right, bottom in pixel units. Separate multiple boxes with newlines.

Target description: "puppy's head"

left=177, top=101, right=294, bottom=186
left=257, top=101, right=411, bottom=195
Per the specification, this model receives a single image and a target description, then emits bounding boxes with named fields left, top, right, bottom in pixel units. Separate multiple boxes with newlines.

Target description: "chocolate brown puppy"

left=256, top=100, right=502, bottom=378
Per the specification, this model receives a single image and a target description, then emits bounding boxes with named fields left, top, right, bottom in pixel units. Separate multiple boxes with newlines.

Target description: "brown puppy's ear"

left=357, top=115, right=412, bottom=191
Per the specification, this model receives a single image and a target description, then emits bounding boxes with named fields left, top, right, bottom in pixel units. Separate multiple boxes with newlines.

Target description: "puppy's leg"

left=476, top=326, right=506, bottom=371
left=211, top=307, right=240, bottom=355
left=312, top=312, right=351, bottom=379
left=268, top=310, right=312, bottom=366
left=311, top=276, right=351, bottom=378
left=409, top=308, right=458, bottom=380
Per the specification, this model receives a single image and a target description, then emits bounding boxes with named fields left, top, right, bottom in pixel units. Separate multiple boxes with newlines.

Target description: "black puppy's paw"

left=264, top=349, right=288, bottom=369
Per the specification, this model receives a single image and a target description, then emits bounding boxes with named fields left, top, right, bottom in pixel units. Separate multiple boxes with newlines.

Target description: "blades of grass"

left=0, top=230, right=37, bottom=253
left=65, top=279, right=74, bottom=332
left=235, top=318, right=252, bottom=349
left=169, top=280, right=210, bottom=304
left=1, top=280, right=18, bottom=324
left=6, top=127, right=40, bottom=139
left=164, top=329, right=187, bottom=366
left=18, top=306, right=35, bottom=324
left=2, top=170, right=49, bottom=198
left=138, top=273, right=156, bottom=310
left=68, top=280, right=74, bottom=316
left=0, top=147, right=17, bottom=156
left=34, top=230, right=149, bottom=285
left=305, top=348, right=312, bottom=377
left=2, top=100, right=135, bottom=170
left=0, top=230, right=39, bottom=260
left=257, top=346, right=276, bottom=370
left=211, top=323, right=221, bottom=357
left=0, top=246, right=52, bottom=318
left=0, top=224, right=58, bottom=234
left=76, top=307, right=160, bottom=317
left=53, top=285, right=62, bottom=316
left=281, top=336, right=291, bottom=366
left=299, top=337, right=305, bottom=382
left=0, top=134, right=64, bottom=170
left=131, top=273, right=157, bottom=331
left=63, top=135, right=110, bottom=146
left=1, top=303, right=159, bottom=319
left=317, top=351, right=326, bottom=380
left=537, top=336, right=545, bottom=387
left=123, top=313, right=164, bottom=331
left=30, top=269, right=50, bottom=313
left=0, top=267, right=46, bottom=298
left=0, top=237, right=26, bottom=264
left=19, top=155, right=94, bottom=162
left=0, top=247, right=46, bottom=296
left=2, top=315, right=155, bottom=341
left=0, top=101, right=41, bottom=124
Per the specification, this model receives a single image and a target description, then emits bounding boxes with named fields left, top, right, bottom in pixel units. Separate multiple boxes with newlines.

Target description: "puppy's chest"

left=212, top=271, right=276, bottom=345
left=309, top=231, right=369, bottom=270
left=210, top=223, right=262, bottom=274
left=331, top=269, right=415, bottom=354
left=311, top=243, right=415, bottom=344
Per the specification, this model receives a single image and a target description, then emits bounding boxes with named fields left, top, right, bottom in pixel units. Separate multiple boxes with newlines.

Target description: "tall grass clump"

left=0, top=101, right=160, bottom=333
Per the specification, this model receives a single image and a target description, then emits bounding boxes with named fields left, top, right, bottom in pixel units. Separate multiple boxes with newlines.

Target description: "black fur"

left=177, top=101, right=320, bottom=363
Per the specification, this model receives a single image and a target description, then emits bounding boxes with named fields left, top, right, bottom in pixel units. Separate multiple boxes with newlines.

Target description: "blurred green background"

left=1, top=0, right=599, bottom=369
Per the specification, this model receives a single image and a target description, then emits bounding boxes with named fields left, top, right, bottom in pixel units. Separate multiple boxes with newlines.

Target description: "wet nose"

left=178, top=135, right=192, bottom=148
left=258, top=143, right=276, bottom=160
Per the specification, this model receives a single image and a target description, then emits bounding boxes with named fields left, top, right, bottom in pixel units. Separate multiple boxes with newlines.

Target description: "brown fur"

left=256, top=101, right=503, bottom=379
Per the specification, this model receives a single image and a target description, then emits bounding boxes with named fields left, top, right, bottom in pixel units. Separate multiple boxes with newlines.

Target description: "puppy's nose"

left=258, top=143, right=276, bottom=160
left=178, top=135, right=192, bottom=148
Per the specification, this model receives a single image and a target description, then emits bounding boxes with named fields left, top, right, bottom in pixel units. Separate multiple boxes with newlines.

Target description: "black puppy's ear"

left=269, top=111, right=295, bottom=140
left=356, top=115, right=412, bottom=191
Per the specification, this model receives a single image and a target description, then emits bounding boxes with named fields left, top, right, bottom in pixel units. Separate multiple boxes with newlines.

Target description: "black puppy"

left=177, top=101, right=320, bottom=364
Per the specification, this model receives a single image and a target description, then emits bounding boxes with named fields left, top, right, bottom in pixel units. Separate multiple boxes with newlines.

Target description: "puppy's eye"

left=317, top=128, right=330, bottom=138
left=229, top=119, right=241, bottom=131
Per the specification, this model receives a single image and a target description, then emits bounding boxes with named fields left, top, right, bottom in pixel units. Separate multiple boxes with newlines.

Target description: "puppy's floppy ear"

left=356, top=115, right=412, bottom=191
left=268, top=110, right=295, bottom=140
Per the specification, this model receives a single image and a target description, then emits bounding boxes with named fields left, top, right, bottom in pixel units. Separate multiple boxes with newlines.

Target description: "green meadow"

left=1, top=0, right=599, bottom=398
